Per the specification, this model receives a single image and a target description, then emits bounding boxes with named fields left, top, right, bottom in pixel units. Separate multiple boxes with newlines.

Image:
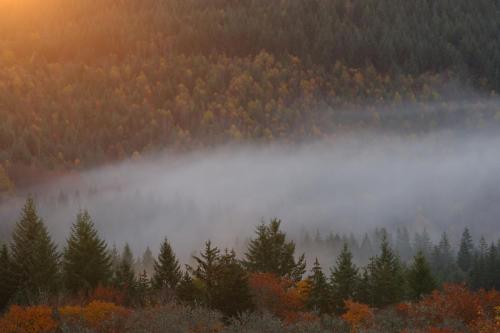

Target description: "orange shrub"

left=411, top=284, right=500, bottom=328
left=0, top=305, right=57, bottom=333
left=248, top=272, right=307, bottom=323
left=341, top=300, right=373, bottom=333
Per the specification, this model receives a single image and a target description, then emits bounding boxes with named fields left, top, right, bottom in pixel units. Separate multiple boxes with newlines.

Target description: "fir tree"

left=63, top=211, right=112, bottom=293
left=189, top=240, right=220, bottom=307
left=141, top=247, right=154, bottom=277
left=330, top=244, right=359, bottom=314
left=10, top=197, right=60, bottom=303
left=366, top=236, right=404, bottom=307
left=243, top=218, right=306, bottom=281
left=457, top=228, right=474, bottom=273
left=212, top=250, right=253, bottom=317
left=307, top=258, right=331, bottom=314
left=114, top=243, right=136, bottom=291
left=407, top=251, right=436, bottom=300
left=152, top=238, right=182, bottom=290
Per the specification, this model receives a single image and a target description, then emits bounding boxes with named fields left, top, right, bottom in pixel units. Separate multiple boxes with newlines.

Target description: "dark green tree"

left=457, top=228, right=474, bottom=273
left=0, top=244, right=15, bottom=309
left=10, top=197, right=60, bottom=303
left=212, top=250, right=254, bottom=317
left=63, top=211, right=112, bottom=293
left=243, top=218, right=306, bottom=281
left=152, top=238, right=182, bottom=290
left=330, top=244, right=359, bottom=314
left=407, top=251, right=436, bottom=300
left=366, top=236, right=405, bottom=308
left=307, top=258, right=331, bottom=314
left=113, top=243, right=136, bottom=291
left=189, top=240, right=220, bottom=307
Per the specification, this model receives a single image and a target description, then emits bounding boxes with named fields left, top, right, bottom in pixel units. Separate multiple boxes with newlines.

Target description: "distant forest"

left=1, top=0, right=500, bottom=189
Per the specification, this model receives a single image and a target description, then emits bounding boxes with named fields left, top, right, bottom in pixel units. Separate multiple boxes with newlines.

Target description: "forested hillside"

left=0, top=0, right=499, bottom=188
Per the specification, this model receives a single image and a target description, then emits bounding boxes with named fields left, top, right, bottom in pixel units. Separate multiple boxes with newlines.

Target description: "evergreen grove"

left=1, top=197, right=499, bottom=318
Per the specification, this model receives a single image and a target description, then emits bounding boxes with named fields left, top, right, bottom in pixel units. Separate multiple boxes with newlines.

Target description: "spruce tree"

left=10, top=197, right=60, bottom=303
left=366, top=236, right=405, bottom=308
left=212, top=250, right=253, bottom=317
left=243, top=218, right=306, bottom=281
left=114, top=243, right=136, bottom=290
left=142, top=247, right=154, bottom=276
left=407, top=251, right=436, bottom=300
left=63, top=211, right=112, bottom=293
left=330, top=244, right=359, bottom=314
left=307, top=258, right=331, bottom=314
left=189, top=240, right=220, bottom=307
left=152, top=238, right=182, bottom=290
left=457, top=228, right=474, bottom=273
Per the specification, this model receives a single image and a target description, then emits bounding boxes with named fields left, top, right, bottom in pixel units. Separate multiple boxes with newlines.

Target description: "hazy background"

left=2, top=125, right=500, bottom=264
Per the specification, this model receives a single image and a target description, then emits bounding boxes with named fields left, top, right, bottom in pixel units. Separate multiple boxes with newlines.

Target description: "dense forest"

left=1, top=0, right=500, bottom=189
left=1, top=0, right=500, bottom=331
left=0, top=198, right=499, bottom=332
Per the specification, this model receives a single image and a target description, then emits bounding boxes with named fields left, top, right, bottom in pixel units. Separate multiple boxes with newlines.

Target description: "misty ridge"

left=2, top=99, right=500, bottom=267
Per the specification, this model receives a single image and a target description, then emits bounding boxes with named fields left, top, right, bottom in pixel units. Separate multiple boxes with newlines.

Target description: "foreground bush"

left=0, top=305, right=57, bottom=333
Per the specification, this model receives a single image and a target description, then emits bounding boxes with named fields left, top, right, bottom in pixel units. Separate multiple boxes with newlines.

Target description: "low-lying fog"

left=1, top=130, right=500, bottom=263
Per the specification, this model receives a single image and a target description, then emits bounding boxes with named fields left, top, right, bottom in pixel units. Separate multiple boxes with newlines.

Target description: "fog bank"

left=1, top=130, right=500, bottom=262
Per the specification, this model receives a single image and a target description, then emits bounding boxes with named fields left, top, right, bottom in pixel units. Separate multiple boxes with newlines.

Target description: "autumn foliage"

left=248, top=272, right=315, bottom=324
left=0, top=305, right=57, bottom=333
left=341, top=300, right=374, bottom=332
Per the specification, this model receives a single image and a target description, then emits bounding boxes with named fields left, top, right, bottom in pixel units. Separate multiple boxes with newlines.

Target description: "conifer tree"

left=114, top=243, right=136, bottom=291
left=10, top=197, right=60, bottom=303
left=142, top=247, right=154, bottom=276
left=0, top=244, right=15, bottom=309
left=243, top=218, right=306, bottom=281
left=407, top=251, right=436, bottom=300
left=177, top=271, right=198, bottom=304
left=457, top=228, right=474, bottom=273
left=212, top=250, right=253, bottom=317
left=152, top=238, right=182, bottom=290
left=307, top=258, right=331, bottom=314
left=366, top=236, right=404, bottom=307
left=189, top=240, right=220, bottom=307
left=330, top=244, right=359, bottom=314
left=63, top=211, right=112, bottom=293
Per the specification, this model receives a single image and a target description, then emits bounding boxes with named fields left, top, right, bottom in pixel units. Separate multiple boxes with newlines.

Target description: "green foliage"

left=406, top=251, right=436, bottom=300
left=9, top=197, right=60, bottom=303
left=306, top=258, right=331, bottom=315
left=457, top=228, right=474, bottom=273
left=152, top=238, right=182, bottom=290
left=366, top=236, right=405, bottom=307
left=330, top=244, right=359, bottom=314
left=189, top=242, right=253, bottom=317
left=244, top=218, right=306, bottom=282
left=113, top=243, right=136, bottom=295
left=63, top=211, right=112, bottom=293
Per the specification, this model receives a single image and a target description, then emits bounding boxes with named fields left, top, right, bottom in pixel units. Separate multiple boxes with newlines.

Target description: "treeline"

left=297, top=226, right=500, bottom=288
left=1, top=0, right=500, bottom=185
left=1, top=197, right=499, bottom=319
